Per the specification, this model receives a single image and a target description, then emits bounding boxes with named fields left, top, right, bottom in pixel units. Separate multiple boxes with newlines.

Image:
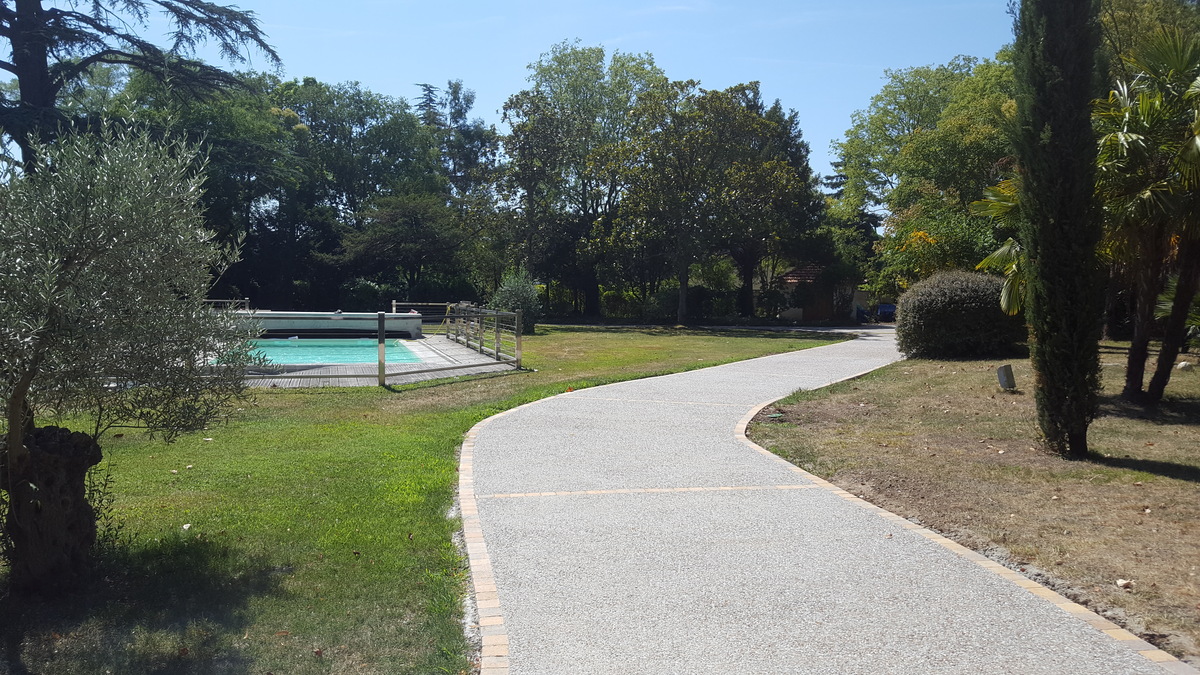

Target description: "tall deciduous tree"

left=1012, top=0, right=1104, bottom=458
left=254, top=77, right=442, bottom=309
left=623, top=81, right=792, bottom=323
left=830, top=57, right=978, bottom=217
left=502, top=42, right=664, bottom=317
left=0, top=0, right=278, bottom=163
left=722, top=100, right=824, bottom=318
left=120, top=70, right=308, bottom=250
left=122, top=73, right=478, bottom=309
left=833, top=53, right=1018, bottom=301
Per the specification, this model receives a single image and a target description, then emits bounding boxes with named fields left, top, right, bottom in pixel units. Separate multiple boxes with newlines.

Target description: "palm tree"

left=976, top=28, right=1200, bottom=403
left=1094, top=28, right=1200, bottom=402
left=1156, top=275, right=1200, bottom=352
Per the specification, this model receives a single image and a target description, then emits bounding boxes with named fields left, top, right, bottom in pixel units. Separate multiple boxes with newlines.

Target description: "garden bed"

left=750, top=345, right=1200, bottom=665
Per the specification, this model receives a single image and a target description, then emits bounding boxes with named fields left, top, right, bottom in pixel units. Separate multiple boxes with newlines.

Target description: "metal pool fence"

left=442, top=303, right=523, bottom=366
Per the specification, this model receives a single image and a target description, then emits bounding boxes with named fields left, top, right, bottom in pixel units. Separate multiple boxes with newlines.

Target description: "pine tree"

left=0, top=0, right=278, bottom=165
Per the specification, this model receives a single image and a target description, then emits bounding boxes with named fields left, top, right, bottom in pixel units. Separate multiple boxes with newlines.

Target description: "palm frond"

left=1156, top=274, right=1200, bottom=326
left=976, top=237, right=1026, bottom=315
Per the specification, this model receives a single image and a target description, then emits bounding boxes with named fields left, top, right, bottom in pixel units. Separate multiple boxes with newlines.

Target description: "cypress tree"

left=1012, top=0, right=1104, bottom=458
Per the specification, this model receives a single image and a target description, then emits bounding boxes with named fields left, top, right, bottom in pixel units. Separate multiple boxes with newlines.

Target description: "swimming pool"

left=251, top=338, right=422, bottom=365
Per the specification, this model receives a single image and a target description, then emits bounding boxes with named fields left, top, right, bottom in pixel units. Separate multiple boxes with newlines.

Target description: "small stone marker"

left=997, top=364, right=1016, bottom=391
left=1176, top=360, right=1194, bottom=372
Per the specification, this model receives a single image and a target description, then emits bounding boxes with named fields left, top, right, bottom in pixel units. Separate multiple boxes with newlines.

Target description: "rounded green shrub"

left=489, top=269, right=542, bottom=334
left=896, top=270, right=1026, bottom=358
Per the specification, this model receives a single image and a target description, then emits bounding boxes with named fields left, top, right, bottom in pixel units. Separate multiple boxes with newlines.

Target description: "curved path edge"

left=731, top=397, right=1195, bottom=675
left=459, top=397, right=542, bottom=673
left=456, top=334, right=1196, bottom=675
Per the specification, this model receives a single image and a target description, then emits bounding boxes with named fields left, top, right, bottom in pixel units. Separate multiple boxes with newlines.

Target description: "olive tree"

left=0, top=126, right=260, bottom=593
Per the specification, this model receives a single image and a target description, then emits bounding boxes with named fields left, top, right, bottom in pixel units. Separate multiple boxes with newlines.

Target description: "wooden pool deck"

left=246, top=334, right=518, bottom=388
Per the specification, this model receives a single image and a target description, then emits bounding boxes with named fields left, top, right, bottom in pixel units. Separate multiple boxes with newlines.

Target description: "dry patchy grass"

left=750, top=346, right=1200, bottom=664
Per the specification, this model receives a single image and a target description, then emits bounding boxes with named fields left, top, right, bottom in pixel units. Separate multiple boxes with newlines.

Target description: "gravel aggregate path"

left=464, top=328, right=1188, bottom=674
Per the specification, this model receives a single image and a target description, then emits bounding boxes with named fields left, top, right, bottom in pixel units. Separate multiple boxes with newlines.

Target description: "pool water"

left=251, top=338, right=421, bottom=365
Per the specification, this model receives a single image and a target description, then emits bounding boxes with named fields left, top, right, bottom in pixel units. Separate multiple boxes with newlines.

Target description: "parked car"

left=875, top=303, right=896, bottom=322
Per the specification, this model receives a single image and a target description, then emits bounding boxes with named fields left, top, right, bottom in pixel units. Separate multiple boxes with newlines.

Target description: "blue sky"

left=178, top=1, right=1015, bottom=178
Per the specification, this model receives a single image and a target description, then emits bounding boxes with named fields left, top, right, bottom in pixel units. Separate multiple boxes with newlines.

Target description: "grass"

left=1, top=325, right=840, bottom=675
left=749, top=344, right=1200, bottom=664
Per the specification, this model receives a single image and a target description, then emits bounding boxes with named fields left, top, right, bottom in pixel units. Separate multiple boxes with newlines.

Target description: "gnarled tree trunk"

left=2, top=426, right=102, bottom=594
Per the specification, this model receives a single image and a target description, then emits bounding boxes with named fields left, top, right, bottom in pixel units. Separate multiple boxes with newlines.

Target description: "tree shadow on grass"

left=1099, top=343, right=1136, bottom=356
left=541, top=324, right=843, bottom=340
left=382, top=368, right=531, bottom=394
left=2, top=533, right=283, bottom=675
left=1086, top=453, right=1200, bottom=484
left=1098, top=392, right=1200, bottom=427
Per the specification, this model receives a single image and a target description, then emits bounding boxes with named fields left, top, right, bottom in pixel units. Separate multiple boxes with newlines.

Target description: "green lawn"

left=2, top=326, right=840, bottom=675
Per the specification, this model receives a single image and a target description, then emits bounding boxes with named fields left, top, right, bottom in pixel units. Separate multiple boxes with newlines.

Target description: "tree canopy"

left=0, top=0, right=278, bottom=163
left=832, top=52, right=1016, bottom=299
left=502, top=41, right=666, bottom=317
left=0, top=33, right=853, bottom=324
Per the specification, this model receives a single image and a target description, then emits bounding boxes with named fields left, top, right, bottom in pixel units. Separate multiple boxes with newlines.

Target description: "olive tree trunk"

left=2, top=426, right=102, bottom=593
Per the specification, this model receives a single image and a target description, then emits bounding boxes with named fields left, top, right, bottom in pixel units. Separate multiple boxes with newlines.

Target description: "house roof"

left=781, top=264, right=824, bottom=284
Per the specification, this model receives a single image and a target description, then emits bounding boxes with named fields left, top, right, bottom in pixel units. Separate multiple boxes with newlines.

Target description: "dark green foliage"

left=0, top=0, right=279, bottom=165
left=895, top=271, right=1027, bottom=358
left=501, top=43, right=666, bottom=319
left=1013, top=0, right=1105, bottom=457
left=489, top=270, right=543, bottom=333
left=621, top=81, right=820, bottom=323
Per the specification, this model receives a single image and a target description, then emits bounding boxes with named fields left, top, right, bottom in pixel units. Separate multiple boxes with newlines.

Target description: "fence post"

left=377, top=311, right=386, bottom=386
left=494, top=311, right=501, bottom=360
left=476, top=308, right=484, bottom=354
left=515, top=310, right=523, bottom=369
